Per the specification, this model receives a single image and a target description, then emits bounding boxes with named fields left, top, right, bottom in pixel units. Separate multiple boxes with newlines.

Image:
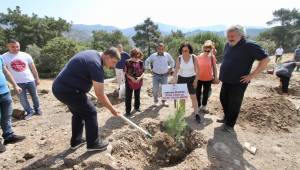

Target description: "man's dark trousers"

left=220, top=83, right=248, bottom=127
left=52, top=86, right=99, bottom=147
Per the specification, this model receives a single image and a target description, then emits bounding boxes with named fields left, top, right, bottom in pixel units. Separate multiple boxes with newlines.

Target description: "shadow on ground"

left=206, top=126, right=256, bottom=170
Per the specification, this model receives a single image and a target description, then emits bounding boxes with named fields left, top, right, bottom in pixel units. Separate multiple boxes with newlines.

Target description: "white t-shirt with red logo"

left=2, top=51, right=35, bottom=83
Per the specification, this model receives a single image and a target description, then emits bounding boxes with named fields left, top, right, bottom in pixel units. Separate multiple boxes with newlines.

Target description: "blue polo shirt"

left=53, top=50, right=104, bottom=93
left=0, top=56, right=9, bottom=94
left=219, top=39, right=268, bottom=84
left=115, top=52, right=130, bottom=69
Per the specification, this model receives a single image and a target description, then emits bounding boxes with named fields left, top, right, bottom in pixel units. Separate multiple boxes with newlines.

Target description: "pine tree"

left=132, top=18, right=161, bottom=57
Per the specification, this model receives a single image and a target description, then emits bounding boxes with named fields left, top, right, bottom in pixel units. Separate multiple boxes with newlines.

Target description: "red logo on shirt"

left=11, top=59, right=26, bottom=72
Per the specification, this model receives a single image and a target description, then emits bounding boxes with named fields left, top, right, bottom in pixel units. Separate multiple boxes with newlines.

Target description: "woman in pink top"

left=196, top=40, right=219, bottom=112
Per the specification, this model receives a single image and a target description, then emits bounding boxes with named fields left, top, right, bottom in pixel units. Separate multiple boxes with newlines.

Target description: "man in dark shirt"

left=218, top=25, right=270, bottom=132
left=52, top=48, right=121, bottom=151
left=294, top=45, right=300, bottom=71
left=275, top=61, right=300, bottom=95
left=115, top=44, right=130, bottom=98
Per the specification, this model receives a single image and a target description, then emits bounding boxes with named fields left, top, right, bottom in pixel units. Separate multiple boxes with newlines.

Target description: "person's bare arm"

left=172, top=57, right=180, bottom=84
left=29, top=63, right=40, bottom=86
left=193, top=56, right=199, bottom=88
left=241, top=57, right=270, bottom=83
left=93, top=81, right=119, bottom=116
left=3, top=66, right=22, bottom=94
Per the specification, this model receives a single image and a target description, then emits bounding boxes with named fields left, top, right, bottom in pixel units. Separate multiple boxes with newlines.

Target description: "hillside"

left=64, top=23, right=266, bottom=42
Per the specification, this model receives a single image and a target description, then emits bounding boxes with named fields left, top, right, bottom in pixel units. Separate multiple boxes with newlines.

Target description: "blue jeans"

left=152, top=74, right=168, bottom=102
left=17, top=81, right=40, bottom=114
left=0, top=92, right=14, bottom=139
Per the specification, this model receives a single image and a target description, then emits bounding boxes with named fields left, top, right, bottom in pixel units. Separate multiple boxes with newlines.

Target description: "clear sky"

left=0, top=0, right=299, bottom=28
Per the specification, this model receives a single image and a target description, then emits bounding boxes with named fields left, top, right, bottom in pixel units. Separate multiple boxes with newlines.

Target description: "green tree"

left=132, top=18, right=161, bottom=57
left=267, top=8, right=300, bottom=26
left=0, top=28, right=6, bottom=53
left=39, top=37, right=80, bottom=78
left=91, top=30, right=131, bottom=51
left=258, top=8, right=300, bottom=52
left=0, top=6, right=71, bottom=50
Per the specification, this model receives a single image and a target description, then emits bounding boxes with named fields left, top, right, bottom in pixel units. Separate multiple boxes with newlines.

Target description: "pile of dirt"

left=110, top=119, right=206, bottom=169
left=239, top=96, right=300, bottom=132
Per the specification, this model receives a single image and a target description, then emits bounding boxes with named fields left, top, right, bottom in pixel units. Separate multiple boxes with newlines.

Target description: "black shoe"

left=87, top=140, right=109, bottom=152
left=216, top=118, right=225, bottom=123
left=195, top=114, right=202, bottom=124
left=124, top=112, right=131, bottom=117
left=134, top=108, right=141, bottom=112
left=70, top=139, right=86, bottom=150
left=4, top=134, right=25, bottom=145
left=222, top=125, right=235, bottom=133
left=0, top=142, right=6, bottom=153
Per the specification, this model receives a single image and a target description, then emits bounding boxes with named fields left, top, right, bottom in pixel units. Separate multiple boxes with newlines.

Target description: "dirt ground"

left=0, top=54, right=299, bottom=170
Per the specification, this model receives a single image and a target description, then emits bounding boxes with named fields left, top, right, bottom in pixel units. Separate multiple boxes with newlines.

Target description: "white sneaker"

left=154, top=102, right=160, bottom=107
left=162, top=101, right=169, bottom=107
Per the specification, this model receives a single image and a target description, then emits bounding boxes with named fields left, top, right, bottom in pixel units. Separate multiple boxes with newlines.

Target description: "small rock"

left=108, top=138, right=113, bottom=142
left=40, top=137, right=46, bottom=140
left=73, top=165, right=80, bottom=170
left=40, top=89, right=50, bottom=94
left=23, top=153, right=35, bottom=160
left=16, top=159, right=25, bottom=163
left=81, top=161, right=88, bottom=167
left=12, top=109, right=25, bottom=120
left=39, top=140, right=47, bottom=145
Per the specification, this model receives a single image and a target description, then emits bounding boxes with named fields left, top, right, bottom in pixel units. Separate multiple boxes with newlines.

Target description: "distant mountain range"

left=63, top=23, right=266, bottom=42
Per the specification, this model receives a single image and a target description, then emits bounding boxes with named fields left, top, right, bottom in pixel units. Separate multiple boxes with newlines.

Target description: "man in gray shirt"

left=145, top=43, right=175, bottom=106
left=294, top=45, right=300, bottom=71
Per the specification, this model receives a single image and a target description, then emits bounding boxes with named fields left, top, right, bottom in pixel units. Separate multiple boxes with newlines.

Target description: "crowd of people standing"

left=2, top=25, right=300, bottom=153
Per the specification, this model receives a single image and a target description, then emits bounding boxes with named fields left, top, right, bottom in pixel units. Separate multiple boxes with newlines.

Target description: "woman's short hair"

left=103, top=47, right=121, bottom=60
left=130, top=48, right=144, bottom=59
left=202, top=40, right=214, bottom=50
left=178, top=41, right=193, bottom=55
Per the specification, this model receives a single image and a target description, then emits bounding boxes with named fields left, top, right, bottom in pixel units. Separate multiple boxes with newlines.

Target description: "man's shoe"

left=222, top=125, right=235, bottom=133
left=134, top=108, right=141, bottom=112
left=154, top=102, right=160, bottom=107
left=87, top=140, right=109, bottom=152
left=24, top=112, right=34, bottom=120
left=4, top=134, right=25, bottom=145
left=195, top=114, right=202, bottom=124
left=0, top=142, right=6, bottom=153
left=124, top=112, right=132, bottom=117
left=70, top=139, right=86, bottom=150
left=162, top=101, right=169, bottom=107
left=35, top=109, right=43, bottom=116
left=216, top=118, right=226, bottom=123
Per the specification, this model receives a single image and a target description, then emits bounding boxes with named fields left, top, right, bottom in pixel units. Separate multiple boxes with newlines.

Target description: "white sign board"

left=161, top=84, right=189, bottom=100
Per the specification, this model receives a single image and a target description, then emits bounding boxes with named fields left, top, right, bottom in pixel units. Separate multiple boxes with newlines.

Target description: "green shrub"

left=256, top=40, right=276, bottom=55
left=26, top=44, right=41, bottom=66
left=191, top=32, right=226, bottom=61
left=39, top=37, right=80, bottom=78
left=104, top=68, right=116, bottom=79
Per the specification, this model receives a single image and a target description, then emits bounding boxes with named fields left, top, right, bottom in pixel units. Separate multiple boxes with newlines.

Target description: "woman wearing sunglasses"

left=196, top=40, right=219, bottom=113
